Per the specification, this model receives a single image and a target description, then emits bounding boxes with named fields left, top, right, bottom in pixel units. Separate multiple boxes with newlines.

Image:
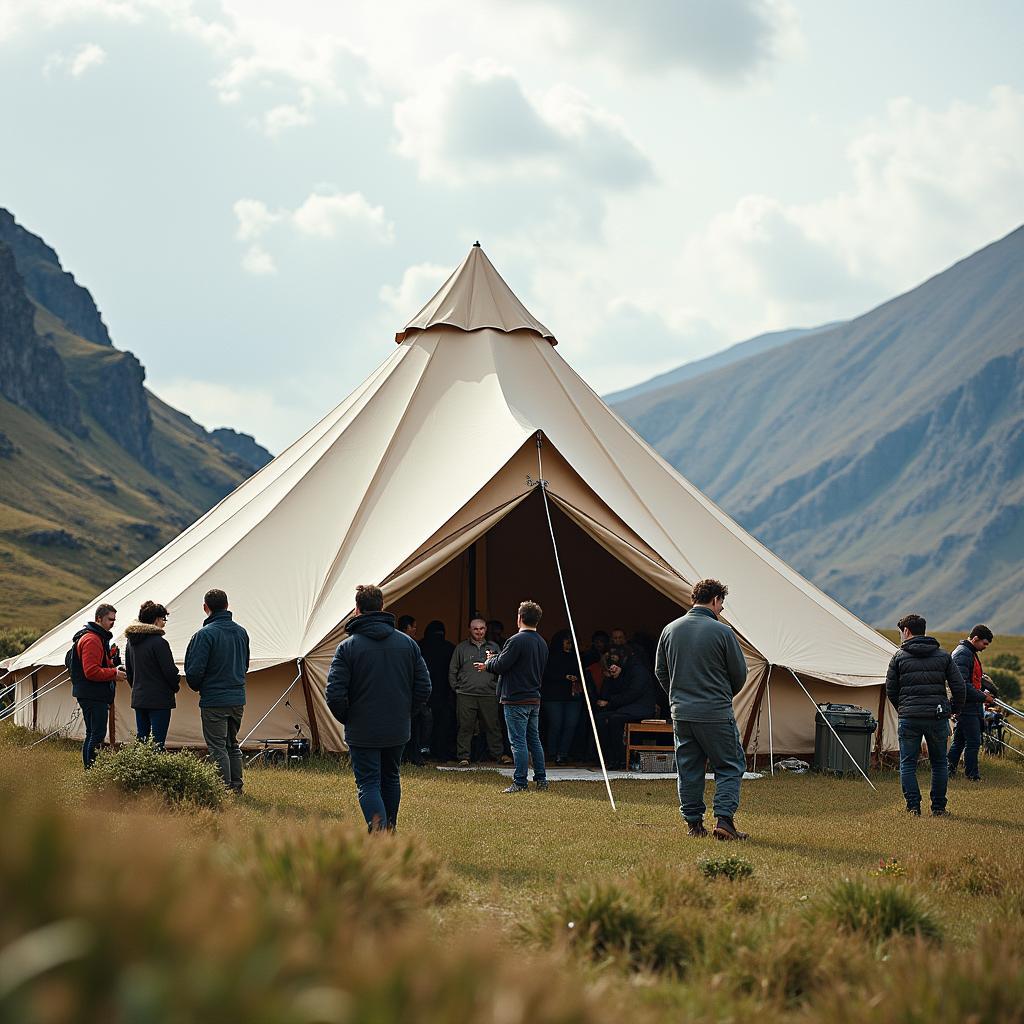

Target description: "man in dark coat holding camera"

left=326, top=585, right=431, bottom=832
left=886, top=613, right=965, bottom=816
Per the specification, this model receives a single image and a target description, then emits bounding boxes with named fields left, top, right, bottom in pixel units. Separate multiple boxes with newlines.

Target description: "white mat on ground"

left=436, top=766, right=763, bottom=782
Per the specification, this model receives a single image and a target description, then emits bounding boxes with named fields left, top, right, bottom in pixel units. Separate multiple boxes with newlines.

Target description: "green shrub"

left=821, top=879, right=941, bottom=943
left=86, top=739, right=224, bottom=809
left=988, top=667, right=1020, bottom=702
left=522, top=880, right=705, bottom=975
left=0, top=626, right=40, bottom=660
left=990, top=653, right=1021, bottom=672
left=700, top=854, right=754, bottom=881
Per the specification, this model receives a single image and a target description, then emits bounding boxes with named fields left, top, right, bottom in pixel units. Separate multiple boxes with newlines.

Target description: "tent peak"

left=395, top=244, right=556, bottom=345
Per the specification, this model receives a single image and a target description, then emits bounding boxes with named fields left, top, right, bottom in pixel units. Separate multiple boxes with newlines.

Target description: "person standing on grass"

left=125, top=600, right=180, bottom=749
left=398, top=614, right=428, bottom=766
left=655, top=578, right=749, bottom=841
left=185, top=589, right=250, bottom=794
left=326, top=585, right=431, bottom=832
left=476, top=600, right=548, bottom=794
left=948, top=624, right=995, bottom=782
left=886, top=613, right=965, bottom=817
left=69, top=602, right=127, bottom=768
left=449, top=618, right=506, bottom=766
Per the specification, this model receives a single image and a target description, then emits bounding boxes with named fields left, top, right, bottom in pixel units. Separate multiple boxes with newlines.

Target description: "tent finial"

left=473, top=240, right=481, bottom=247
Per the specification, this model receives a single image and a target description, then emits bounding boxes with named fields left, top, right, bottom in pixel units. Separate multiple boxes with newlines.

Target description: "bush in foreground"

left=86, top=740, right=224, bottom=809
left=821, top=879, right=942, bottom=944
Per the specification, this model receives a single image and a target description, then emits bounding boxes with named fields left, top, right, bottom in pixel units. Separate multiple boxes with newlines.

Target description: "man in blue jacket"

left=478, top=600, right=549, bottom=794
left=326, top=585, right=431, bottom=832
left=185, top=589, right=250, bottom=793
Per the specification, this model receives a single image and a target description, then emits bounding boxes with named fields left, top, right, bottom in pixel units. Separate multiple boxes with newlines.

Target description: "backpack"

left=65, top=628, right=91, bottom=684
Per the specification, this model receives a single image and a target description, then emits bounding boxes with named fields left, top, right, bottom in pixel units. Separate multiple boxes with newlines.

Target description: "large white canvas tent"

left=4, top=245, right=898, bottom=756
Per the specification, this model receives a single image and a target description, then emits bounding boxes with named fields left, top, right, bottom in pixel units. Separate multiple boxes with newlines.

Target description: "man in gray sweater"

left=449, top=618, right=508, bottom=766
left=655, top=578, right=749, bottom=840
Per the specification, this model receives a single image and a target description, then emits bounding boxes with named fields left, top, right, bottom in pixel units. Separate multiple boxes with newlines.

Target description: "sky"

left=1, top=0, right=1023, bottom=452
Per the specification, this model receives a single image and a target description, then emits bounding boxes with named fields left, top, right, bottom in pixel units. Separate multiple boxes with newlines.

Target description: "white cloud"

left=292, top=191, right=393, bottom=241
left=394, top=60, right=653, bottom=189
left=533, top=0, right=801, bottom=81
left=675, top=87, right=1024, bottom=336
left=42, top=40, right=106, bottom=76
left=232, top=190, right=394, bottom=274
left=379, top=262, right=451, bottom=321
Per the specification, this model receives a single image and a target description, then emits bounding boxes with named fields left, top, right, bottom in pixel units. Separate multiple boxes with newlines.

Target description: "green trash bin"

left=813, top=703, right=877, bottom=776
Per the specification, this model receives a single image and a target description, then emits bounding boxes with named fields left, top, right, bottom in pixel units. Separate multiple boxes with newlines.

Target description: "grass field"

left=3, top=724, right=1024, bottom=1022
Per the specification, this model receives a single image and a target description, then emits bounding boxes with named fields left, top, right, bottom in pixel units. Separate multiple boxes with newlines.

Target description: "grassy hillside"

left=0, top=314, right=260, bottom=631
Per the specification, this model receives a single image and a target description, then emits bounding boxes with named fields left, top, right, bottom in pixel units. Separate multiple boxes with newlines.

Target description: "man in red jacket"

left=70, top=603, right=127, bottom=767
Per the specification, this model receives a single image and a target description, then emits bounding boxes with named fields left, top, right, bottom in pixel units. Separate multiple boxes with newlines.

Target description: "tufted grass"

left=3, top=724, right=1024, bottom=1021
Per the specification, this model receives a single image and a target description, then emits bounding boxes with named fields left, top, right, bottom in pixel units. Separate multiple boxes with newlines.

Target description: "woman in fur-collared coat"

left=124, top=600, right=180, bottom=748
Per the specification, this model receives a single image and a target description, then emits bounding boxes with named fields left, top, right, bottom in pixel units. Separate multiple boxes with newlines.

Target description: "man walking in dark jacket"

left=185, top=589, right=250, bottom=793
left=70, top=603, right=128, bottom=768
left=478, top=600, right=548, bottom=793
left=326, top=585, right=431, bottom=832
left=948, top=624, right=994, bottom=782
left=655, top=579, right=749, bottom=840
left=886, top=613, right=965, bottom=816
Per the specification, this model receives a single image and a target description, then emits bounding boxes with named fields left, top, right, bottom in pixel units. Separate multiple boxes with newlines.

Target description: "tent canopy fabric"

left=6, top=245, right=897, bottom=754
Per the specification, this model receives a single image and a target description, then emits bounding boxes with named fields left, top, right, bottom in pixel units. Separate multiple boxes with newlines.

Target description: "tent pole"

left=468, top=543, right=477, bottom=619
left=765, top=665, right=774, bottom=776
left=785, top=667, right=877, bottom=791
left=535, top=431, right=616, bottom=812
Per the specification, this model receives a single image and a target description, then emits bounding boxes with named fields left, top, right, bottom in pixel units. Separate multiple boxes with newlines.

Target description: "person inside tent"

left=398, top=615, right=428, bottom=766
left=69, top=602, right=127, bottom=769
left=420, top=620, right=456, bottom=760
left=125, top=600, right=180, bottom=749
left=593, top=643, right=658, bottom=769
left=541, top=629, right=584, bottom=765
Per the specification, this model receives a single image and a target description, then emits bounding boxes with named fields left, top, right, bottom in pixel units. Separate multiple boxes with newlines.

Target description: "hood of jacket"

left=901, top=636, right=941, bottom=658
left=346, top=611, right=396, bottom=642
left=125, top=622, right=165, bottom=638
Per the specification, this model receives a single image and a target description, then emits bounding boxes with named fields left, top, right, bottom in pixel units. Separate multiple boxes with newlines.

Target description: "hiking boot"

left=907, top=806, right=921, bottom=816
left=534, top=780, right=549, bottom=791
left=499, top=755, right=513, bottom=765
left=502, top=783, right=528, bottom=794
left=686, top=820, right=708, bottom=838
left=712, top=817, right=749, bottom=841
left=931, top=808, right=951, bottom=817
left=457, top=759, right=471, bottom=767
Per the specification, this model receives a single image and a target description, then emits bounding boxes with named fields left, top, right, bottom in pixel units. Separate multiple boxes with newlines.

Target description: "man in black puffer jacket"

left=326, top=585, right=431, bottom=832
left=886, top=613, right=966, bottom=816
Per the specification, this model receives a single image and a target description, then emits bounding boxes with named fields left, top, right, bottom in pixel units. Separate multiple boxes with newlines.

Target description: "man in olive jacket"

left=185, top=588, right=250, bottom=793
left=885, top=613, right=965, bottom=815
left=655, top=578, right=748, bottom=841
left=326, top=585, right=431, bottom=832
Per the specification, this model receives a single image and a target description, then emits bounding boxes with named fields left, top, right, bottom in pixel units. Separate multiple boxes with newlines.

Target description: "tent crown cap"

left=395, top=244, right=556, bottom=345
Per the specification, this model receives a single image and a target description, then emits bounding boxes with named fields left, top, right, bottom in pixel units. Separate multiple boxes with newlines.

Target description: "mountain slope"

left=614, top=226, right=1024, bottom=632
left=605, top=323, right=840, bottom=405
left=0, top=210, right=272, bottom=630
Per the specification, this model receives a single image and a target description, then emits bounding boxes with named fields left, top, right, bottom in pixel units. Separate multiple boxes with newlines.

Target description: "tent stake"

left=535, top=432, right=617, bottom=812
left=785, top=667, right=877, bottom=791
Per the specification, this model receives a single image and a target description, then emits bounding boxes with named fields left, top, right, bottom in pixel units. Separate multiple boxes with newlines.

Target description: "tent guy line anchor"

left=534, top=430, right=617, bottom=812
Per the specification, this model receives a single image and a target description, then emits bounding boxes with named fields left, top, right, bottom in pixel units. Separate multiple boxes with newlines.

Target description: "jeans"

left=135, top=708, right=172, bottom=748
left=898, top=718, right=950, bottom=811
left=201, top=705, right=244, bottom=791
left=948, top=715, right=982, bottom=779
left=544, top=700, right=582, bottom=759
left=349, top=744, right=404, bottom=831
left=78, top=698, right=109, bottom=769
left=503, top=704, right=546, bottom=787
left=673, top=718, right=745, bottom=822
